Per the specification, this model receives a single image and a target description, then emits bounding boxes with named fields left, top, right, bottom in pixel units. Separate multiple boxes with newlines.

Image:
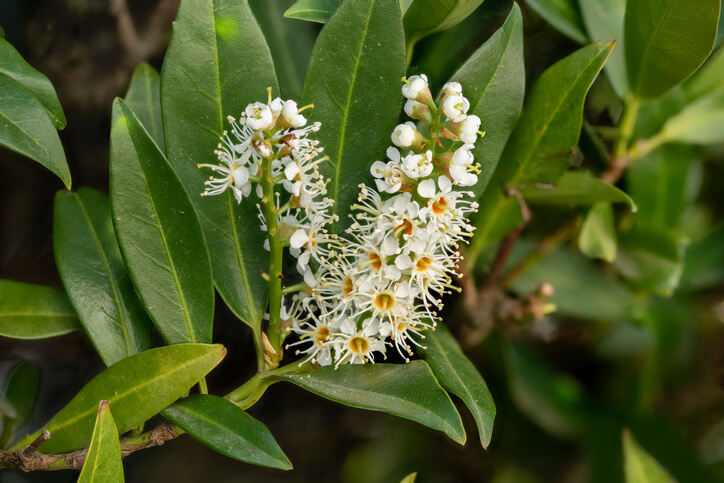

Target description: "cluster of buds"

left=284, top=74, right=482, bottom=367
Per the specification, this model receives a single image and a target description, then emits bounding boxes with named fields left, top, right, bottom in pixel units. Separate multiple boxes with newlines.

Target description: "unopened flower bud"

left=442, top=95, right=470, bottom=122
left=245, top=102, right=274, bottom=131
left=439, top=82, right=462, bottom=103
left=404, top=100, right=433, bottom=123
left=391, top=122, right=424, bottom=148
left=402, top=74, right=432, bottom=104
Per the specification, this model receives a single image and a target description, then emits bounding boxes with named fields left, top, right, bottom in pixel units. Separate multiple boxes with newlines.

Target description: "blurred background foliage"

left=1, top=0, right=723, bottom=481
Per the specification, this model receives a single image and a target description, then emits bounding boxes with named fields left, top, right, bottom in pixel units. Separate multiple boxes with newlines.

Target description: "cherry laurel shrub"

left=1, top=0, right=723, bottom=480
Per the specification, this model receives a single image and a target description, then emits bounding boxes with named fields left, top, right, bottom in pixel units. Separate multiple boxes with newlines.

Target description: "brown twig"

left=0, top=421, right=179, bottom=472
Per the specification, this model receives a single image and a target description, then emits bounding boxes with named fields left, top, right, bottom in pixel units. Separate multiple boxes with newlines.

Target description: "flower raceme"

left=198, top=77, right=483, bottom=368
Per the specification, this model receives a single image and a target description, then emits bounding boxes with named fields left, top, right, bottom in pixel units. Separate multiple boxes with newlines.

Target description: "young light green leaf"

left=399, top=472, right=417, bottom=483
left=110, top=100, right=214, bottom=345
left=521, top=171, right=636, bottom=209
left=77, top=401, right=123, bottom=483
left=469, top=42, right=613, bottom=258
left=526, top=0, right=587, bottom=44
left=0, top=74, right=70, bottom=189
left=54, top=188, right=153, bottom=366
left=684, top=46, right=724, bottom=100
left=123, top=62, right=163, bottom=152
left=625, top=0, right=720, bottom=100
left=403, top=0, right=485, bottom=59
left=274, top=361, right=466, bottom=444
left=283, top=0, right=341, bottom=23
left=0, top=38, right=66, bottom=129
left=623, top=430, right=674, bottom=483
left=162, top=395, right=292, bottom=470
left=1, top=360, right=40, bottom=445
left=417, top=324, right=496, bottom=448
left=161, top=0, right=275, bottom=329
left=510, top=245, right=638, bottom=321
left=579, top=0, right=628, bottom=98
left=615, top=227, right=685, bottom=296
left=504, top=342, right=588, bottom=438
left=653, top=88, right=724, bottom=146
left=250, top=0, right=316, bottom=100
left=579, top=202, right=618, bottom=262
left=447, top=3, right=525, bottom=196
left=12, top=343, right=226, bottom=454
left=302, top=0, right=406, bottom=233
left=0, top=280, right=79, bottom=339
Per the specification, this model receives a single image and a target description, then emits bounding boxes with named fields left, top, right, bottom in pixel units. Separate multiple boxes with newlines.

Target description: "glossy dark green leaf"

left=526, top=0, right=587, bottom=44
left=0, top=74, right=70, bottom=189
left=161, top=0, right=274, bottom=328
left=684, top=47, right=724, bottom=100
left=303, top=0, right=406, bottom=233
left=275, top=361, right=466, bottom=444
left=0, top=280, right=79, bottom=339
left=614, top=227, right=685, bottom=296
left=654, top=88, right=724, bottom=145
left=54, top=188, right=153, bottom=366
left=163, top=395, right=291, bottom=470
left=123, top=62, right=164, bottom=152
left=627, top=144, right=696, bottom=230
left=447, top=4, right=525, bottom=196
left=251, top=0, right=316, bottom=100
left=283, top=0, right=341, bottom=23
left=12, top=343, right=226, bottom=454
left=504, top=342, right=587, bottom=438
left=625, top=0, right=720, bottom=100
left=510, top=245, right=638, bottom=321
left=470, top=42, right=612, bottom=257
left=403, top=0, right=485, bottom=58
left=110, top=99, right=214, bottom=345
left=0, top=38, right=66, bottom=129
left=579, top=202, right=618, bottom=262
left=680, top=225, right=724, bottom=291
left=521, top=171, right=636, bottom=209
left=418, top=325, right=496, bottom=448
left=623, top=430, right=671, bottom=483
left=629, top=413, right=720, bottom=483
left=77, top=401, right=123, bottom=483
left=579, top=0, right=628, bottom=98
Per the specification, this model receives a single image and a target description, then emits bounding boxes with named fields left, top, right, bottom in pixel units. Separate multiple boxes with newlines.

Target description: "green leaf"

left=632, top=87, right=687, bottom=141
left=162, top=395, right=292, bottom=470
left=77, top=401, right=123, bottom=483
left=504, top=341, right=588, bottom=438
left=403, top=0, right=485, bottom=57
left=623, top=430, right=671, bottom=483
left=654, top=88, right=724, bottom=145
left=110, top=99, right=214, bottom=345
left=161, top=0, right=275, bottom=328
left=0, top=74, right=70, bottom=189
left=0, top=280, right=79, bottom=339
left=251, top=0, right=316, bottom=100
left=302, top=0, right=406, bottom=233
left=625, top=0, right=720, bottom=100
left=275, top=361, right=466, bottom=444
left=614, top=227, right=686, bottom=296
left=579, top=202, right=618, bottom=262
left=470, top=42, right=613, bottom=255
left=12, top=343, right=226, bottom=454
left=680, top=225, right=724, bottom=291
left=521, top=171, right=636, bottom=209
left=418, top=325, right=496, bottom=448
left=123, top=62, right=164, bottom=152
left=0, top=360, right=40, bottom=445
left=400, top=472, right=417, bottom=483
left=526, top=0, right=587, bottom=44
left=579, top=0, right=628, bottom=98
left=684, top=46, right=724, bottom=100
left=54, top=188, right=153, bottom=366
left=0, top=38, right=66, bottom=129
left=509, top=245, right=638, bottom=321
left=627, top=144, right=695, bottom=230
left=447, top=4, right=525, bottom=196
left=283, top=0, right=341, bottom=23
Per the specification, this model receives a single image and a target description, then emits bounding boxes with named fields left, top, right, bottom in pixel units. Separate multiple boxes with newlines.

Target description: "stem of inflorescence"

left=261, top=151, right=283, bottom=369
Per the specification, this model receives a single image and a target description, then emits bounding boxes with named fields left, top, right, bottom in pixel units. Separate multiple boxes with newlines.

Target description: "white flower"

left=459, top=114, right=481, bottom=144
left=245, top=102, right=274, bottom=131
left=281, top=100, right=307, bottom=128
left=442, top=95, right=470, bottom=122
left=370, top=147, right=408, bottom=193
left=334, top=318, right=386, bottom=366
left=401, top=74, right=430, bottom=102
left=401, top=150, right=433, bottom=179
left=391, top=122, right=421, bottom=148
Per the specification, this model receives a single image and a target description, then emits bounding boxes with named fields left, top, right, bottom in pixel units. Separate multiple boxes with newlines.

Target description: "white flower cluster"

left=285, top=74, right=482, bottom=368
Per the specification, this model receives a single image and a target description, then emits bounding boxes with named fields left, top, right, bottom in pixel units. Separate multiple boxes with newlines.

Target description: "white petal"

left=290, top=228, right=310, bottom=249
left=438, top=175, right=453, bottom=192
left=370, top=160, right=387, bottom=178
left=284, top=162, right=300, bottom=180
left=418, top=179, right=437, bottom=198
